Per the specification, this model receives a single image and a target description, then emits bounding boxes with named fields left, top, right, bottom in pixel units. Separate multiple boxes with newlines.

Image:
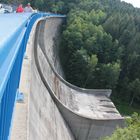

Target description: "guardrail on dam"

left=0, top=13, right=46, bottom=140
left=0, top=13, right=124, bottom=140
left=0, top=13, right=64, bottom=140
left=31, top=17, right=124, bottom=140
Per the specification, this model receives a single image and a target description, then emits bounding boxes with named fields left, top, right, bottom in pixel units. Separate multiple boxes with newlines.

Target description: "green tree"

left=103, top=113, right=140, bottom=140
left=83, top=54, right=98, bottom=87
left=95, top=62, right=120, bottom=89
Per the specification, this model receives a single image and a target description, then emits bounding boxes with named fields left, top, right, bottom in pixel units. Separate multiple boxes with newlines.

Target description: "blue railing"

left=0, top=13, right=45, bottom=140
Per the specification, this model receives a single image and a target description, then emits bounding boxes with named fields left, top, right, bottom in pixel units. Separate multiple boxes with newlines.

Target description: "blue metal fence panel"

left=0, top=13, right=44, bottom=140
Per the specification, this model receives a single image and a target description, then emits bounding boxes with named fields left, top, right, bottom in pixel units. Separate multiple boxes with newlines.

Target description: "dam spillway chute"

left=30, top=17, right=124, bottom=140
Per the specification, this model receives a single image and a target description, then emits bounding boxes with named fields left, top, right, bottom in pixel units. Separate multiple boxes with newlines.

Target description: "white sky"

left=121, top=0, right=140, bottom=8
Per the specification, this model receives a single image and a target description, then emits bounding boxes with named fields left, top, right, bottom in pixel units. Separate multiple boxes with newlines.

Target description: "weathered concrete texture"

left=44, top=17, right=65, bottom=77
left=29, top=20, right=75, bottom=140
left=41, top=18, right=122, bottom=120
left=31, top=17, right=124, bottom=140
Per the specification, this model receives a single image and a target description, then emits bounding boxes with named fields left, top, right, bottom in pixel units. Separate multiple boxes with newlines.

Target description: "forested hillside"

left=58, top=0, right=140, bottom=112
left=2, top=0, right=140, bottom=113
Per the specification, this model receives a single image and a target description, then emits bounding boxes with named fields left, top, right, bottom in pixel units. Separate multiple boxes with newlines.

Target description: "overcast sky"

left=121, top=0, right=140, bottom=8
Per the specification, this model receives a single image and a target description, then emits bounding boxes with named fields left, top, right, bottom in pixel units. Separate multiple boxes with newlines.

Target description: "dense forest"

left=1, top=0, right=140, bottom=111
left=2, top=0, right=140, bottom=112
left=52, top=0, right=140, bottom=113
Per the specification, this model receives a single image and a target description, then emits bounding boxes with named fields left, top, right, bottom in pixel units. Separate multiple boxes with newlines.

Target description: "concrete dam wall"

left=29, top=17, right=124, bottom=140
left=29, top=19, right=75, bottom=140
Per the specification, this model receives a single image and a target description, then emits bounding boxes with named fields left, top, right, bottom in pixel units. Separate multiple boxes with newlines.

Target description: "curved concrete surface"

left=30, top=17, right=124, bottom=140
left=29, top=19, right=74, bottom=140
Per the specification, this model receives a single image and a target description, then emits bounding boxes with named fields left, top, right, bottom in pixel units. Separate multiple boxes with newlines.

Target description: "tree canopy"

left=58, top=0, right=140, bottom=109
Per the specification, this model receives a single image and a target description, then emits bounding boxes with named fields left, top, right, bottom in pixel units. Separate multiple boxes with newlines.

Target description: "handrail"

left=0, top=13, right=45, bottom=140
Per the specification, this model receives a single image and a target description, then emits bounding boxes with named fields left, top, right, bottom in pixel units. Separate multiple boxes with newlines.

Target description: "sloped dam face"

left=29, top=17, right=124, bottom=140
